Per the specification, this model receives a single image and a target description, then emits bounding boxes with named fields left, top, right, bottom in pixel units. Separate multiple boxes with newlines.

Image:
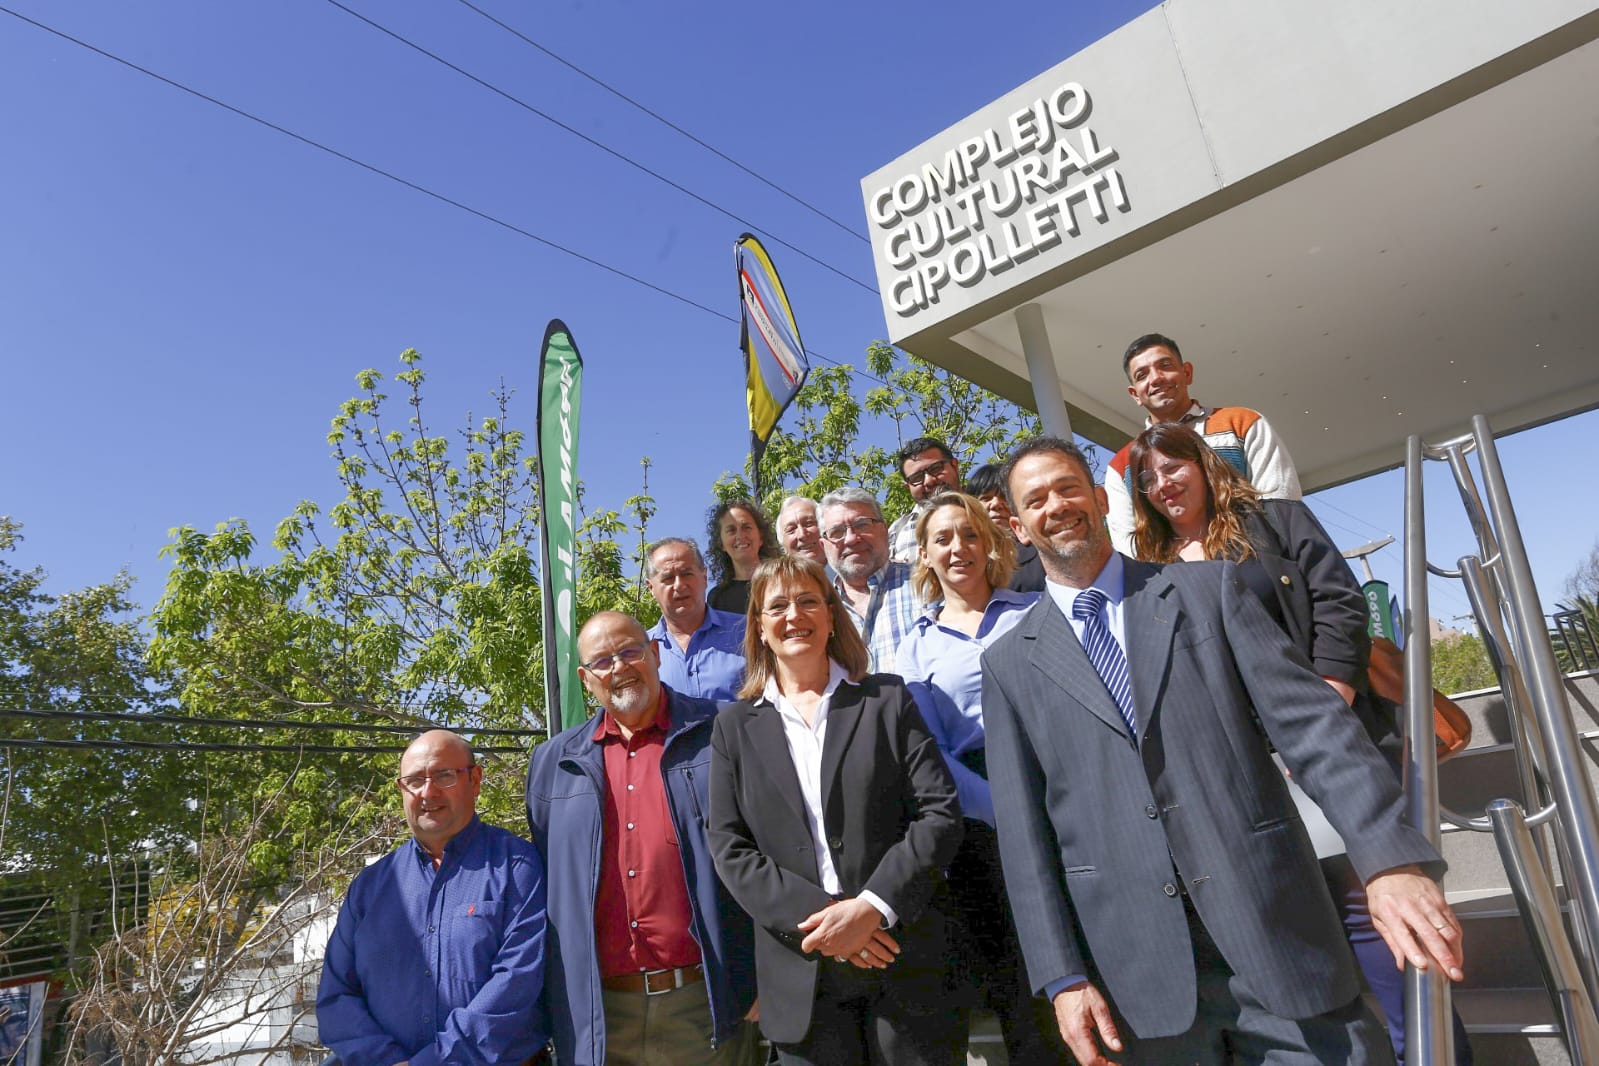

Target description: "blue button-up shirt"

left=648, top=607, right=747, bottom=702
left=316, top=817, right=548, bottom=1066
left=896, top=588, right=1038, bottom=826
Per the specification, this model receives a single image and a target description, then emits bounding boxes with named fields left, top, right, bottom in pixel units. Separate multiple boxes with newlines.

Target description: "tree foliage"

left=0, top=519, right=193, bottom=927
left=1431, top=631, right=1499, bottom=695
left=719, top=342, right=1046, bottom=521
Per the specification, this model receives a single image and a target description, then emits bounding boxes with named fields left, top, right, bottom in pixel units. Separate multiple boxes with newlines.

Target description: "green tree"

left=0, top=518, right=194, bottom=966
left=1431, top=631, right=1499, bottom=695
left=147, top=350, right=655, bottom=843
left=720, top=342, right=1048, bottom=522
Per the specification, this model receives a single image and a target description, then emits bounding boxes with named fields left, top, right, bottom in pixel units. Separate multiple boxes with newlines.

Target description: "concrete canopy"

left=861, top=0, right=1599, bottom=490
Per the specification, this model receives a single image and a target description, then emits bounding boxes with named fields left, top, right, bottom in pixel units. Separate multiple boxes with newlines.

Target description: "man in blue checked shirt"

left=317, top=730, right=548, bottom=1066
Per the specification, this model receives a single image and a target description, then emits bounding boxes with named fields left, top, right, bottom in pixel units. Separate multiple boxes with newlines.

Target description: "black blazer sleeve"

left=1251, top=498, right=1370, bottom=686
left=708, top=703, right=836, bottom=934
left=853, top=676, right=963, bottom=923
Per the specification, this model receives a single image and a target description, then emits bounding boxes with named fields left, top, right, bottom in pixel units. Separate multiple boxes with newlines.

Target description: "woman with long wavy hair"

left=705, top=497, right=780, bottom=615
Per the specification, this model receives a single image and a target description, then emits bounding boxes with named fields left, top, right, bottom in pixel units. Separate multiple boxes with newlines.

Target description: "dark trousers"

left=1320, top=854, right=1474, bottom=1066
left=1120, top=898, right=1395, bottom=1066
left=771, top=961, right=963, bottom=1066
left=948, top=818, right=1074, bottom=1064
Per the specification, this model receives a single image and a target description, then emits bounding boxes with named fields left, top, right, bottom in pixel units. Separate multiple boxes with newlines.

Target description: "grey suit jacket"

left=980, top=555, right=1442, bottom=1039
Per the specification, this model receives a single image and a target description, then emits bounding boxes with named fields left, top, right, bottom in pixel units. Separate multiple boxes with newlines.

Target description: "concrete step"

left=1447, top=671, right=1599, bottom=753
left=1453, top=892, right=1553, bottom=991
left=1454, top=987, right=1570, bottom=1065
left=1437, top=734, right=1599, bottom=815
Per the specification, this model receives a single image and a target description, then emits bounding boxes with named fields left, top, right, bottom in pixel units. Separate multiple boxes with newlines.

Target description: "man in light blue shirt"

left=644, top=538, right=746, bottom=702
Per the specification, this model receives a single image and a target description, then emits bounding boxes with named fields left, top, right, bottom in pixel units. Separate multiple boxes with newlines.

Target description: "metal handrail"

left=1490, top=799, right=1599, bottom=1064
left=1402, top=415, right=1599, bottom=1062
left=1401, top=434, right=1455, bottom=1064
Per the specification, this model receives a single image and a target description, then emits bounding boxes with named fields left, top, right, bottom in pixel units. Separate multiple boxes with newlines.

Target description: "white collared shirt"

left=1044, top=550, right=1129, bottom=653
left=762, top=661, right=898, bottom=925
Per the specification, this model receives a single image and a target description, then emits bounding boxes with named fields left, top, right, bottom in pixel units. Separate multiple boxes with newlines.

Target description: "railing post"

left=1473, top=415, right=1599, bottom=1010
left=1402, top=433, right=1454, bottom=1064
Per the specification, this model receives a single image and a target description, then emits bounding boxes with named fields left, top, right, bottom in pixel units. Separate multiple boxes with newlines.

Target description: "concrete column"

left=1015, top=303, right=1073, bottom=439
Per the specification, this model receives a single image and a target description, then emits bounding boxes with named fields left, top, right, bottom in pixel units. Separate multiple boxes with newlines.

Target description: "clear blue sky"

left=3, top=0, right=1593, bottom=630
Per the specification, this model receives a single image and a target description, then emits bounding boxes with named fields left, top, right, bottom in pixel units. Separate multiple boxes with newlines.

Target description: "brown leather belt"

left=601, top=963, right=704, bottom=996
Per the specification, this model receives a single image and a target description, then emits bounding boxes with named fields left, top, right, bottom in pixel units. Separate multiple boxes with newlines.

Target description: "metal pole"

left=1473, top=414, right=1599, bottom=1008
left=1015, top=303, right=1073, bottom=440
left=1489, top=799, right=1599, bottom=1065
left=1401, top=433, right=1454, bottom=1064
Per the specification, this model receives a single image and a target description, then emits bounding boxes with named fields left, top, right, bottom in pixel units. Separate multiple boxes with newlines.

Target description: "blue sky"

left=3, top=0, right=1593, bottom=631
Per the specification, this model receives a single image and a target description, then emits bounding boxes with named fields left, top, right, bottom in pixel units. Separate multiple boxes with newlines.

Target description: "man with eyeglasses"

left=318, top=729, right=549, bottom=1066
left=644, top=538, right=746, bottom=702
left=775, top=495, right=827, bottom=566
left=1104, top=333, right=1302, bottom=554
left=887, top=436, right=962, bottom=563
left=818, top=486, right=922, bottom=673
left=526, top=611, right=759, bottom=1066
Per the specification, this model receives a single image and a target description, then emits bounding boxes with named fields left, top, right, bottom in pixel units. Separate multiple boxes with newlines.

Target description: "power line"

left=451, top=0, right=869, bottom=245
left=0, top=4, right=733, bottom=324
left=325, top=0, right=877, bottom=294
left=0, top=737, right=529, bottom=754
left=0, top=4, right=888, bottom=389
left=0, top=705, right=544, bottom=737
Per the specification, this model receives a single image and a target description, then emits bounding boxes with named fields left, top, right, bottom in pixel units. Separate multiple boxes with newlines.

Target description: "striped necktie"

left=1072, top=587, right=1136, bottom=737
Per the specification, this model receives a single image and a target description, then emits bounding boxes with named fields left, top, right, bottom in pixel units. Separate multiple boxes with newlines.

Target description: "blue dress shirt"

left=648, top=607, right=747, bottom=702
left=896, top=588, right=1038, bottom=827
left=317, top=817, right=548, bottom=1066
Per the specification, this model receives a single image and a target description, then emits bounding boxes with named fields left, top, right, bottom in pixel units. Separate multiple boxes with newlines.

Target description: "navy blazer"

left=981, top=556, right=1442, bottom=1039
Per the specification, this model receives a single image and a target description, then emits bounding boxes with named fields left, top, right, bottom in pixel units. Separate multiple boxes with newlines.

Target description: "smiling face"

left=719, top=507, right=764, bottom=573
left=1138, top=449, right=1209, bottom=537
left=1125, top=345, right=1195, bottom=422
left=399, top=730, right=481, bottom=859
left=577, top=612, right=662, bottom=731
left=820, top=501, right=889, bottom=587
left=1007, top=448, right=1113, bottom=588
left=777, top=499, right=824, bottom=564
left=647, top=542, right=708, bottom=631
left=919, top=502, right=992, bottom=600
left=901, top=448, right=960, bottom=503
left=757, top=573, right=834, bottom=671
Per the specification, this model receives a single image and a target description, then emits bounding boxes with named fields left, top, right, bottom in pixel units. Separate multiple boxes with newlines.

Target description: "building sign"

left=866, top=82, right=1131, bottom=318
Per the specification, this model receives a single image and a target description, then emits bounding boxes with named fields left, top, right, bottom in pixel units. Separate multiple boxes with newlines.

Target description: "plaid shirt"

left=886, top=502, right=930, bottom=565
left=833, top=559, right=923, bottom=675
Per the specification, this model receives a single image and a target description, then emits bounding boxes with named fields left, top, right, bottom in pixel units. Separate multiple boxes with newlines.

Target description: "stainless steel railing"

left=1403, top=415, right=1599, bottom=1063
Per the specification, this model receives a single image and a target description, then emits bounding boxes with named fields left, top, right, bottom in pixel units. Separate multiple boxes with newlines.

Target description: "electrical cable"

left=0, top=737, right=530, bottom=754
left=324, top=0, right=878, bottom=293
left=451, top=0, right=869, bottom=244
left=0, top=4, right=891, bottom=389
left=0, top=705, right=544, bottom=736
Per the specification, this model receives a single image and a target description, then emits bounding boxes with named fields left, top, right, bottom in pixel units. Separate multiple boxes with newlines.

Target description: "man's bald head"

left=577, top=611, right=663, bottom=737
left=398, top=729, right=481, bottom=859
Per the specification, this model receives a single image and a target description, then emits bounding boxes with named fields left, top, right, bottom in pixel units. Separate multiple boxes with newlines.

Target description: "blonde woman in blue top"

left=895, top=492, right=1070, bottom=1064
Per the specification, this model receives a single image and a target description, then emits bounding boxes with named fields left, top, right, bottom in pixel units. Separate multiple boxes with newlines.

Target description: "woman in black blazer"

left=1126, top=421, right=1472, bottom=1065
left=707, top=555, right=964, bottom=1066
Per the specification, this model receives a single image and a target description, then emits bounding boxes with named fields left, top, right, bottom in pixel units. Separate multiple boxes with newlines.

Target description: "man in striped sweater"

left=1104, top=333, right=1302, bottom=553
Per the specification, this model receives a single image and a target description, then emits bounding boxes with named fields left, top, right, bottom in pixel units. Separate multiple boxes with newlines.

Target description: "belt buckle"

left=642, top=967, right=682, bottom=996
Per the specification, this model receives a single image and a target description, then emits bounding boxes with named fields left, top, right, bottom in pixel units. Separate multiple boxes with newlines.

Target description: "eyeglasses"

left=904, top=458, right=952, bottom=488
left=762, top=594, right=827, bottom=619
left=1137, top=463, right=1193, bottom=494
left=820, top=516, right=883, bottom=543
left=397, top=766, right=474, bottom=793
left=581, top=643, right=650, bottom=674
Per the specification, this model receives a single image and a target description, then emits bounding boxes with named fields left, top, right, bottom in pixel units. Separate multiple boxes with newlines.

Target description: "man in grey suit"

left=981, top=437, right=1464, bottom=1065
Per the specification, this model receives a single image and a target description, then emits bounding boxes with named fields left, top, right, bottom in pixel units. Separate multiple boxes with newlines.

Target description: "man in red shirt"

left=527, top=612, right=760, bottom=1066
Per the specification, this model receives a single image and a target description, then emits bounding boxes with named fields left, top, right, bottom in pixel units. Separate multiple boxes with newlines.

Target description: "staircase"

left=1440, top=670, right=1599, bottom=1064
